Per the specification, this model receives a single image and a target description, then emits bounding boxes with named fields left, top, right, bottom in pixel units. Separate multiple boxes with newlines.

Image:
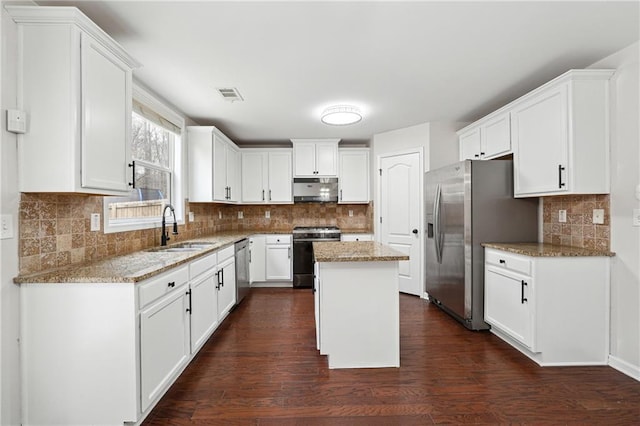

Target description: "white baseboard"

left=608, top=355, right=640, bottom=381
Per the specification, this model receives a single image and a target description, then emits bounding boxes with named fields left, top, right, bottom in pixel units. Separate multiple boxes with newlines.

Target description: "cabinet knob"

left=499, top=259, right=506, bottom=264
left=167, top=281, right=175, bottom=288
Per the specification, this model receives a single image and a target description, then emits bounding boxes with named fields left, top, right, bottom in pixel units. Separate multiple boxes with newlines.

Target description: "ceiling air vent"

left=216, top=87, right=244, bottom=102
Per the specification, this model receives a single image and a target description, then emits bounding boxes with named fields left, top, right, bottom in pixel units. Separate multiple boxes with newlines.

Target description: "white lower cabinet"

left=265, top=235, right=292, bottom=281
left=250, top=234, right=293, bottom=284
left=484, top=248, right=610, bottom=366
left=140, top=278, right=191, bottom=411
left=217, top=246, right=237, bottom=320
left=19, top=244, right=240, bottom=425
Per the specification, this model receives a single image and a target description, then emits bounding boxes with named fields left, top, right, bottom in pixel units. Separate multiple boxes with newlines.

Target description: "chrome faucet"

left=161, top=204, right=178, bottom=246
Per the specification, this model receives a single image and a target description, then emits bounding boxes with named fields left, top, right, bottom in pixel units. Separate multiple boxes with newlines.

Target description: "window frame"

left=103, top=83, right=185, bottom=234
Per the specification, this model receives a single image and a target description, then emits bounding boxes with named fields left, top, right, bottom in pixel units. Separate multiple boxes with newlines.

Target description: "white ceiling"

left=37, top=1, right=639, bottom=145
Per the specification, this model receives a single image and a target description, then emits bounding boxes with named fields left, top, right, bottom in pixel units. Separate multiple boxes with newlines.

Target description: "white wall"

left=1, top=2, right=25, bottom=424
left=590, top=42, right=640, bottom=379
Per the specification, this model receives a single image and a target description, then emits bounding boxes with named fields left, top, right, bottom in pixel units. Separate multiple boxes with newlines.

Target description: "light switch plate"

left=559, top=210, right=567, bottom=223
left=265, top=210, right=270, bottom=219
left=90, top=213, right=101, bottom=231
left=633, top=209, right=640, bottom=227
left=7, top=109, right=27, bottom=134
left=0, top=214, right=14, bottom=239
left=349, top=210, right=354, bottom=217
left=188, top=212, right=195, bottom=222
left=238, top=211, right=243, bottom=219
left=592, top=209, right=605, bottom=224
left=218, top=211, right=222, bottom=219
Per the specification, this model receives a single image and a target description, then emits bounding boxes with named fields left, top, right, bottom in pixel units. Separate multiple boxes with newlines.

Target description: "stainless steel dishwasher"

left=235, top=238, right=250, bottom=304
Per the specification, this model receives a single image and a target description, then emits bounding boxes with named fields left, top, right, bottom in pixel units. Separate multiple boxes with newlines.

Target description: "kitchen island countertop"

left=313, top=241, right=409, bottom=262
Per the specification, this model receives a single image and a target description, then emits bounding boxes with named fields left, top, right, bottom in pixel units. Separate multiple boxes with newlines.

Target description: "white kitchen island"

left=313, top=241, right=409, bottom=369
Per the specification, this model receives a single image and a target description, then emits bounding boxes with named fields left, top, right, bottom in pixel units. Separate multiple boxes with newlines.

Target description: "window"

left=104, top=86, right=184, bottom=233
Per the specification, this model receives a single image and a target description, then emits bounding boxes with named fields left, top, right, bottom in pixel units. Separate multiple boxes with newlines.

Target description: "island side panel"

left=318, top=261, right=400, bottom=368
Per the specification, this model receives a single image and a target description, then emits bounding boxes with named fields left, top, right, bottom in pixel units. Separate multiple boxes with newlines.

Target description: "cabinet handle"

left=288, top=246, right=291, bottom=259
left=215, top=271, right=221, bottom=289
left=186, top=289, right=192, bottom=315
left=480, top=152, right=485, bottom=156
left=167, top=281, right=175, bottom=288
left=262, top=189, right=265, bottom=201
left=558, top=165, right=566, bottom=188
left=474, top=154, right=480, bottom=158
left=269, top=189, right=272, bottom=201
left=499, top=259, right=506, bottom=264
left=521, top=280, right=528, bottom=304
left=340, top=189, right=343, bottom=201
left=220, top=268, right=224, bottom=287
left=249, top=249, right=252, bottom=263
left=128, top=162, right=135, bottom=188
left=229, top=187, right=232, bottom=200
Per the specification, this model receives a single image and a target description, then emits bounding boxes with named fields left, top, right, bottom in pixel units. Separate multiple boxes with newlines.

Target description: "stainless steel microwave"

left=293, top=178, right=338, bottom=203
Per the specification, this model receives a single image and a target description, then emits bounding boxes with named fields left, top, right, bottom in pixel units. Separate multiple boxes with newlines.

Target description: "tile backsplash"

left=19, top=193, right=373, bottom=275
left=542, top=194, right=610, bottom=251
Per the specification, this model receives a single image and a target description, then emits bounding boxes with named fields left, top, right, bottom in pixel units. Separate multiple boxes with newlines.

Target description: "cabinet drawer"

left=217, top=245, right=235, bottom=263
left=138, top=266, right=189, bottom=308
left=485, top=249, right=531, bottom=276
left=341, top=234, right=373, bottom=242
left=190, top=251, right=217, bottom=279
left=266, top=235, right=291, bottom=245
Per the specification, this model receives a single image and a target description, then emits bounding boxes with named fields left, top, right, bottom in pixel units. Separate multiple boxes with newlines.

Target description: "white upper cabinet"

left=512, top=70, right=614, bottom=197
left=8, top=6, right=139, bottom=195
left=188, top=126, right=241, bottom=203
left=338, top=148, right=370, bottom=203
left=458, top=111, right=511, bottom=161
left=241, top=149, right=292, bottom=203
left=291, top=139, right=339, bottom=177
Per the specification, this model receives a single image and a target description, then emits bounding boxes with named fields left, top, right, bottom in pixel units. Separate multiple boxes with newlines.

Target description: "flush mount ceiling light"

left=321, top=105, right=362, bottom=126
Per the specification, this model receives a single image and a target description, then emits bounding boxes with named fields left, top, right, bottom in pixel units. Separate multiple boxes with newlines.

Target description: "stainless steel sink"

left=147, top=242, right=215, bottom=253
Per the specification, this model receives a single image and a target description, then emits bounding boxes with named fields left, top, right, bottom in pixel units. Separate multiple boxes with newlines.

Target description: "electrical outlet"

left=238, top=211, right=243, bottom=219
left=218, top=211, right=222, bottom=219
left=593, top=209, right=605, bottom=224
left=265, top=210, right=270, bottom=219
left=558, top=210, right=567, bottom=223
left=188, top=212, right=195, bottom=222
left=90, top=213, right=101, bottom=231
left=632, top=209, right=640, bottom=227
left=349, top=210, right=353, bottom=217
left=0, top=214, right=14, bottom=239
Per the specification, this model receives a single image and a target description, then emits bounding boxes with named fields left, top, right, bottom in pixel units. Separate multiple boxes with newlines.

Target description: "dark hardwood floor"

left=143, top=288, right=640, bottom=425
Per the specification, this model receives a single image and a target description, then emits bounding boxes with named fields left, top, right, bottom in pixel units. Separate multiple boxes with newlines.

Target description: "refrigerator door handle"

left=433, top=184, right=443, bottom=264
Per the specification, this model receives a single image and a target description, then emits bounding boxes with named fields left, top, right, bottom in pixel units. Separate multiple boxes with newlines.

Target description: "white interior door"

left=379, top=151, right=422, bottom=296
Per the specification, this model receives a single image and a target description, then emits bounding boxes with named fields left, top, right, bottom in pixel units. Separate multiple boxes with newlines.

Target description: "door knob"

left=412, top=229, right=418, bottom=234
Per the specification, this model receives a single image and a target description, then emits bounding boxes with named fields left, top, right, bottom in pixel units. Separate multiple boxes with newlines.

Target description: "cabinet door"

left=80, top=33, right=131, bottom=192
left=227, top=146, right=241, bottom=202
left=485, top=267, right=534, bottom=349
left=482, top=113, right=511, bottom=159
left=189, top=273, right=219, bottom=354
left=213, top=135, right=228, bottom=201
left=217, top=257, right=236, bottom=320
left=140, top=289, right=190, bottom=411
left=241, top=152, right=267, bottom=202
left=314, top=261, right=321, bottom=350
left=293, top=142, right=317, bottom=176
left=512, top=85, right=568, bottom=196
left=187, top=129, right=214, bottom=202
left=459, top=127, right=481, bottom=160
left=265, top=244, right=292, bottom=280
left=268, top=151, right=293, bottom=202
left=339, top=149, right=369, bottom=203
left=315, top=142, right=338, bottom=176
left=249, top=236, right=266, bottom=282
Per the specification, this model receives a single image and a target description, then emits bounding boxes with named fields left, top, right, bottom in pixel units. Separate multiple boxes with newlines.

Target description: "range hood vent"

left=216, top=87, right=244, bottom=102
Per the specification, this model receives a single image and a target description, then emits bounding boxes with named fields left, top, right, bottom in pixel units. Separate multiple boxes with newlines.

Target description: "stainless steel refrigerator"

left=425, top=159, right=538, bottom=330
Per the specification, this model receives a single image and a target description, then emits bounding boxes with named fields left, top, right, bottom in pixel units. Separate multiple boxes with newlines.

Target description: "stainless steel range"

left=292, top=226, right=341, bottom=288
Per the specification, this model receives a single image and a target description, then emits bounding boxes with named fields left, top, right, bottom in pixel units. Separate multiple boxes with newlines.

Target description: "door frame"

left=376, top=147, right=426, bottom=299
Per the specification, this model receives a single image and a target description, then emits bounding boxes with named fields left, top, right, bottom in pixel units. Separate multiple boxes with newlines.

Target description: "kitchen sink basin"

left=147, top=242, right=215, bottom=253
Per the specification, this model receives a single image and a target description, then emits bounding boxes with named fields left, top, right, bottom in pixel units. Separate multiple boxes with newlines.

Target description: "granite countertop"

left=482, top=242, right=615, bottom=257
left=313, top=241, right=409, bottom=262
left=15, top=232, right=253, bottom=284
